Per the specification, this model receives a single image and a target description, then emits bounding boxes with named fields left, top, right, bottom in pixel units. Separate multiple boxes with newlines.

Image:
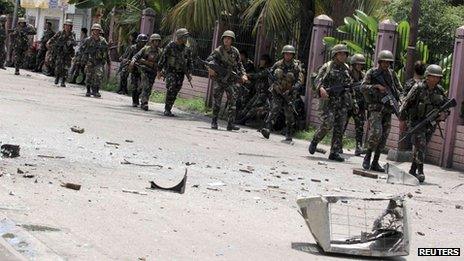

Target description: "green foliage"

left=0, top=0, right=14, bottom=14
left=384, top=0, right=464, bottom=56
left=149, top=90, right=211, bottom=114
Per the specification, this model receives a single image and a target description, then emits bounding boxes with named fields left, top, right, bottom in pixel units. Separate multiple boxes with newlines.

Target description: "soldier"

left=69, top=27, right=88, bottom=85
left=34, top=22, right=55, bottom=72
left=399, top=65, right=450, bottom=182
left=403, top=60, right=426, bottom=97
left=236, top=50, right=256, bottom=117
left=80, top=23, right=110, bottom=98
left=157, top=28, right=193, bottom=117
left=9, top=17, right=36, bottom=75
left=206, top=30, right=247, bottom=130
left=237, top=54, right=272, bottom=125
left=0, top=15, right=7, bottom=69
left=260, top=45, right=304, bottom=141
left=130, top=33, right=162, bottom=111
left=47, top=19, right=76, bottom=87
left=308, top=44, right=352, bottom=162
left=119, top=34, right=148, bottom=105
left=343, top=53, right=366, bottom=156
left=361, top=50, right=402, bottom=172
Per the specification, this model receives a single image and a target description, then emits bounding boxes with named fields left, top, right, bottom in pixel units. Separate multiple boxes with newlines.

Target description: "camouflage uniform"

left=361, top=53, right=402, bottom=172
left=236, top=58, right=256, bottom=116
left=402, top=77, right=421, bottom=97
left=132, top=40, right=162, bottom=110
left=48, top=30, right=76, bottom=86
left=34, top=28, right=55, bottom=72
left=263, top=58, right=304, bottom=140
left=121, top=43, right=145, bottom=104
left=69, top=50, right=86, bottom=84
left=80, top=27, right=109, bottom=97
left=237, top=66, right=271, bottom=124
left=157, top=41, right=193, bottom=113
left=207, top=45, right=246, bottom=126
left=10, top=20, right=36, bottom=75
left=0, top=16, right=7, bottom=69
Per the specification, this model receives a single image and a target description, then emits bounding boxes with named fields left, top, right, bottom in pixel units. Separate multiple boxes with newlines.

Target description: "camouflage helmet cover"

left=64, top=19, right=73, bottom=26
left=331, top=44, right=349, bottom=57
left=136, top=33, right=149, bottom=43
left=150, top=33, right=161, bottom=41
left=425, top=64, right=443, bottom=77
left=351, top=53, right=366, bottom=64
left=175, top=28, right=189, bottom=38
left=0, top=15, right=7, bottom=22
left=281, top=45, right=296, bottom=54
left=221, top=30, right=235, bottom=40
left=91, top=23, right=103, bottom=32
left=377, top=50, right=394, bottom=62
left=18, top=17, right=26, bottom=23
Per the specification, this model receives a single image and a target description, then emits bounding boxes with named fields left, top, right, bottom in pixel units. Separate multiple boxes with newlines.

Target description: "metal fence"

left=190, top=30, right=213, bottom=77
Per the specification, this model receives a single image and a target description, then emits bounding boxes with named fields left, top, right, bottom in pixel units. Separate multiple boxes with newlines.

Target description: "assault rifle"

left=266, top=69, right=298, bottom=115
left=199, top=59, right=239, bottom=83
left=371, top=70, right=401, bottom=117
left=398, top=98, right=457, bottom=143
left=325, top=82, right=362, bottom=96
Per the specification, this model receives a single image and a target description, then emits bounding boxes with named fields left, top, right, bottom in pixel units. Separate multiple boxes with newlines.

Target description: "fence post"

left=304, top=15, right=333, bottom=125
left=374, top=20, right=398, bottom=64
left=254, top=18, right=272, bottom=65
left=140, top=8, right=155, bottom=36
left=441, top=26, right=464, bottom=168
left=205, top=20, right=223, bottom=107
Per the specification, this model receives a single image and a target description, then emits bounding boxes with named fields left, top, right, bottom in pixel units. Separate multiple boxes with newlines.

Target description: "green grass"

left=102, top=77, right=119, bottom=92
left=294, top=127, right=356, bottom=149
left=149, top=91, right=211, bottom=114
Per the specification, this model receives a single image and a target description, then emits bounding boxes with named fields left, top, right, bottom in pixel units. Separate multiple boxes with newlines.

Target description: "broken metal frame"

left=149, top=169, right=187, bottom=194
left=297, top=196, right=410, bottom=257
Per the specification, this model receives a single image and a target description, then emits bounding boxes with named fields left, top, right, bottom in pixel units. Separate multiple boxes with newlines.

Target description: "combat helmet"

left=425, top=64, right=443, bottom=77
left=377, top=50, right=394, bottom=62
left=136, top=34, right=149, bottom=43
left=221, top=30, right=235, bottom=40
left=91, top=23, right=103, bottom=32
left=64, top=19, right=73, bottom=26
left=281, top=45, right=296, bottom=54
left=351, top=53, right=366, bottom=65
left=150, top=33, right=161, bottom=41
left=175, top=28, right=189, bottom=39
left=0, top=15, right=7, bottom=23
left=331, top=44, right=349, bottom=57
left=18, top=17, right=26, bottom=24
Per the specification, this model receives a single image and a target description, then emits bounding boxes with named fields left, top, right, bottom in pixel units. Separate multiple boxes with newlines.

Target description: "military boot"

left=14, top=68, right=20, bottom=75
left=93, top=87, right=101, bottom=98
left=308, top=140, right=317, bottom=155
left=60, top=78, right=66, bottom=87
left=141, top=103, right=149, bottom=111
left=132, top=91, right=140, bottom=107
left=85, top=86, right=91, bottom=97
left=211, top=117, right=218, bottom=129
left=260, top=123, right=271, bottom=139
left=416, top=164, right=425, bottom=183
left=328, top=153, right=345, bottom=162
left=227, top=122, right=240, bottom=131
left=354, top=141, right=363, bottom=156
left=284, top=128, right=293, bottom=142
left=409, top=162, right=417, bottom=175
left=164, top=110, right=174, bottom=116
left=54, top=77, right=59, bottom=85
left=236, top=114, right=250, bottom=126
left=370, top=152, right=384, bottom=172
left=363, top=150, right=372, bottom=170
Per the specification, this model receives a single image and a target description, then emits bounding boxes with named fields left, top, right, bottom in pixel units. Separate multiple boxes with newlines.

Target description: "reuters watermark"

left=418, top=248, right=460, bottom=256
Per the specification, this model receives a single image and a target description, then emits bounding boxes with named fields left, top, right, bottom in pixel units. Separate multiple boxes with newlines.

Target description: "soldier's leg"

left=34, top=49, right=45, bottom=71
left=164, top=73, right=184, bottom=115
left=79, top=65, right=86, bottom=84
left=131, top=72, right=140, bottom=106
left=68, top=62, right=77, bottom=83
left=261, top=95, right=283, bottom=139
left=282, top=102, right=296, bottom=141
left=353, top=109, right=365, bottom=155
left=140, top=73, right=156, bottom=111
left=411, top=131, right=427, bottom=182
left=84, top=64, right=92, bottom=96
left=330, top=108, right=347, bottom=160
left=211, top=82, right=225, bottom=129
left=225, top=83, right=239, bottom=130
left=60, top=61, right=71, bottom=87
left=308, top=106, right=335, bottom=154
left=14, top=49, right=23, bottom=74
left=363, top=111, right=382, bottom=169
left=370, top=112, right=391, bottom=172
left=118, top=70, right=129, bottom=94
left=54, top=59, right=63, bottom=85
left=0, top=45, right=5, bottom=69
left=92, top=65, right=104, bottom=97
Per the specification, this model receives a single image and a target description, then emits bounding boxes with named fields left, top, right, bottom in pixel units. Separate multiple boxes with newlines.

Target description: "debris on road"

left=451, top=183, right=464, bottom=190
left=310, top=179, right=321, bottom=183
left=122, top=189, right=148, bottom=195
left=61, top=183, right=81, bottom=191
left=38, top=155, right=65, bottom=159
left=207, top=187, right=221, bottom=191
left=1, top=144, right=20, bottom=158
left=23, top=174, right=35, bottom=178
left=239, top=168, right=253, bottom=174
left=184, top=162, right=196, bottom=166
left=385, top=163, right=419, bottom=186
left=24, top=163, right=37, bottom=167
left=121, top=159, right=163, bottom=168
left=317, top=161, right=327, bottom=166
left=352, top=168, right=379, bottom=179
left=70, top=126, right=85, bottom=134
left=149, top=169, right=187, bottom=194
left=125, top=140, right=134, bottom=143
left=297, top=195, right=409, bottom=257
left=17, top=168, right=25, bottom=174
left=9, top=191, right=15, bottom=196
left=106, top=142, right=120, bottom=146
left=417, top=231, right=425, bottom=236
left=268, top=185, right=279, bottom=189
left=456, top=204, right=463, bottom=210
left=315, top=148, right=327, bottom=154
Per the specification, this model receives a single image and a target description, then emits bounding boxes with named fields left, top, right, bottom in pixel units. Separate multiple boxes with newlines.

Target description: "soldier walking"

left=119, top=34, right=148, bottom=105
left=34, top=22, right=55, bottom=72
left=0, top=15, right=8, bottom=69
left=308, top=44, right=352, bottom=162
left=130, top=33, right=162, bottom=111
left=69, top=28, right=88, bottom=85
left=399, top=65, right=450, bottom=182
left=343, top=53, right=367, bottom=156
left=260, top=45, right=304, bottom=141
left=9, top=17, right=36, bottom=75
left=206, top=30, right=247, bottom=130
left=157, top=28, right=193, bottom=117
left=80, top=23, right=110, bottom=98
left=361, top=50, right=402, bottom=172
left=47, top=19, right=76, bottom=87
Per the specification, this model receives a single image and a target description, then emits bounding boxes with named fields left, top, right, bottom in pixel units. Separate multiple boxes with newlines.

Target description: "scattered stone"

left=106, top=141, right=120, bottom=146
left=17, top=168, right=24, bottom=174
left=207, top=187, right=221, bottom=191
left=275, top=175, right=281, bottom=178
left=245, top=189, right=251, bottom=192
left=192, top=184, right=200, bottom=188
left=9, top=191, right=15, bottom=196
left=1, top=144, right=20, bottom=158
left=451, top=183, right=464, bottom=190
left=281, top=171, right=289, bottom=175
left=415, top=190, right=422, bottom=194
left=353, top=168, right=378, bottom=179
left=317, top=161, right=327, bottom=166
left=288, top=177, right=295, bottom=181
left=23, top=174, right=35, bottom=178
left=239, top=168, right=253, bottom=174
left=125, top=140, right=134, bottom=143
left=37, top=155, right=65, bottom=159
left=417, top=231, right=425, bottom=236
left=24, top=163, right=37, bottom=167
left=456, top=204, right=463, bottom=210
left=297, top=177, right=304, bottom=180
left=311, top=179, right=321, bottom=183
left=325, top=179, right=329, bottom=182
left=61, top=183, right=81, bottom=191
left=268, top=185, right=279, bottom=189
left=122, top=189, right=148, bottom=195
left=407, top=192, right=413, bottom=198
left=70, top=126, right=85, bottom=134
left=185, top=162, right=196, bottom=166
left=206, top=165, right=212, bottom=168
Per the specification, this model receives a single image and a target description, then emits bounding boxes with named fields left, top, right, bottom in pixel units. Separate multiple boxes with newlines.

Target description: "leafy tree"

left=0, top=0, right=14, bottom=15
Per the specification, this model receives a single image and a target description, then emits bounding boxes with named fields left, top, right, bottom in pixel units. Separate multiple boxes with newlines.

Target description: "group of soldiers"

left=1, top=16, right=452, bottom=183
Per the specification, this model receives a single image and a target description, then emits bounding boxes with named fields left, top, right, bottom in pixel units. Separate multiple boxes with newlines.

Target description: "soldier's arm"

left=46, top=32, right=60, bottom=48
left=157, top=45, right=169, bottom=71
left=296, top=62, right=305, bottom=86
left=236, top=53, right=246, bottom=77
left=399, top=84, right=420, bottom=118
left=132, top=47, right=145, bottom=63
left=361, top=69, right=376, bottom=91
left=27, top=24, right=37, bottom=35
left=314, top=63, right=328, bottom=92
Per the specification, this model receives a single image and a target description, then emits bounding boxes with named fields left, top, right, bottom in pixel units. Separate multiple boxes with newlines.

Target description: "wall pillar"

left=253, top=18, right=272, bottom=65
left=374, top=20, right=398, bottom=65
left=205, top=20, right=223, bottom=107
left=140, top=8, right=155, bottom=36
left=304, top=15, right=333, bottom=125
left=441, top=26, right=464, bottom=168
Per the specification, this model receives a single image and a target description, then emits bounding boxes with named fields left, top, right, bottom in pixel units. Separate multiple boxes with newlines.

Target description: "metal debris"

left=121, top=159, right=163, bottom=168
left=122, top=189, right=148, bottom=195
left=70, top=126, right=85, bottom=134
left=61, top=183, right=81, bottom=191
left=125, top=139, right=134, bottom=143
left=149, top=169, right=187, bottom=194
left=239, top=169, right=253, bottom=173
left=1, top=144, right=20, bottom=158
left=106, top=142, right=120, bottom=146
left=310, top=179, right=321, bottom=183
left=385, top=163, right=419, bottom=186
left=297, top=196, right=409, bottom=257
left=23, top=174, right=35, bottom=178
left=353, top=168, right=379, bottom=179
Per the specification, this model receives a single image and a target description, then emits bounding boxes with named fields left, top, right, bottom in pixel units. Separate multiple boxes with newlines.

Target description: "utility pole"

left=12, top=0, right=20, bottom=26
left=405, top=0, right=420, bottom=80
